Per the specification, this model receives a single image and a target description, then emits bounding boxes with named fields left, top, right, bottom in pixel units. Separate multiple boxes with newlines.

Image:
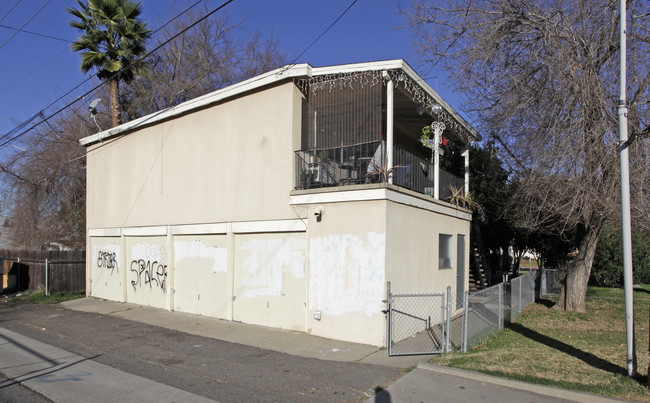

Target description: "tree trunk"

left=557, top=225, right=602, bottom=312
left=110, top=77, right=121, bottom=127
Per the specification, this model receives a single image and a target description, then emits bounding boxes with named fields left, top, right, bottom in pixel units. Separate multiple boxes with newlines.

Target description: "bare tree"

left=0, top=106, right=102, bottom=249
left=0, top=4, right=287, bottom=250
left=121, top=7, right=287, bottom=119
left=405, top=0, right=650, bottom=311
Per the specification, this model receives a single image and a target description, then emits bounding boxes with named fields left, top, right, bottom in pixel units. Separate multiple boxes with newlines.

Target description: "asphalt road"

left=0, top=372, right=52, bottom=402
left=0, top=302, right=401, bottom=402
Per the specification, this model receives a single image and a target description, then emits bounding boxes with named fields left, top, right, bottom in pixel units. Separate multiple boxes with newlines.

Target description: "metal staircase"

left=469, top=221, right=489, bottom=292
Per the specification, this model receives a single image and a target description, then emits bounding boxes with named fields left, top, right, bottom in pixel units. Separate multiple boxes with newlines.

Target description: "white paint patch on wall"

left=240, top=237, right=305, bottom=298
left=175, top=240, right=227, bottom=273
left=131, top=243, right=165, bottom=261
left=309, top=232, right=386, bottom=317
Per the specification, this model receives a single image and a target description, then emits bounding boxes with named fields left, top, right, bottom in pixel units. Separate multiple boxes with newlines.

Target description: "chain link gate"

left=385, top=282, right=451, bottom=356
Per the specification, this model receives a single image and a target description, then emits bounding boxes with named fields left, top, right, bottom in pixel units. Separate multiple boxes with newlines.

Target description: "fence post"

left=498, top=282, right=504, bottom=330
left=45, top=258, right=49, bottom=296
left=385, top=281, right=391, bottom=354
left=441, top=293, right=446, bottom=351
left=17, top=257, right=21, bottom=291
left=510, top=279, right=524, bottom=320
left=541, top=268, right=546, bottom=295
left=445, top=285, right=451, bottom=353
left=462, top=290, right=469, bottom=353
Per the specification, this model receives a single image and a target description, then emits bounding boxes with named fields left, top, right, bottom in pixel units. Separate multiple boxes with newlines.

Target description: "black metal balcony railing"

left=295, top=141, right=463, bottom=201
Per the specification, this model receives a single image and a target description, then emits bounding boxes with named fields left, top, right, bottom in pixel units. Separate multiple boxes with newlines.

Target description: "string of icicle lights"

left=295, top=69, right=472, bottom=143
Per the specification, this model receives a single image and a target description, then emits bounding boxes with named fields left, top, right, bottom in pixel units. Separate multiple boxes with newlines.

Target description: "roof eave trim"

left=395, top=63, right=481, bottom=142
left=80, top=63, right=314, bottom=147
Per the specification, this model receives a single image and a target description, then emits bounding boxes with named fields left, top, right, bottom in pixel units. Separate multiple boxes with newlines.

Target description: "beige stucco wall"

left=304, top=199, right=388, bottom=346
left=85, top=81, right=303, bottom=229
left=385, top=198, right=470, bottom=299
left=291, top=185, right=471, bottom=346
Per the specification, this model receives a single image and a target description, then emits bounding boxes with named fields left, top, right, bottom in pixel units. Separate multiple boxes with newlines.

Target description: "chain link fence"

left=463, top=282, right=504, bottom=351
left=540, top=268, right=560, bottom=296
left=511, top=272, right=537, bottom=322
left=386, top=282, right=447, bottom=356
left=386, top=271, right=540, bottom=355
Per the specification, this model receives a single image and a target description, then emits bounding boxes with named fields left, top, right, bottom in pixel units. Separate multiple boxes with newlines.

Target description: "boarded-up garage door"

left=90, top=237, right=122, bottom=301
left=233, top=232, right=306, bottom=331
left=173, top=234, right=229, bottom=319
left=125, top=236, right=168, bottom=309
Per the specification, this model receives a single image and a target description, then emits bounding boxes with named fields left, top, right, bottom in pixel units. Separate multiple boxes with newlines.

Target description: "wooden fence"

left=0, top=249, right=85, bottom=295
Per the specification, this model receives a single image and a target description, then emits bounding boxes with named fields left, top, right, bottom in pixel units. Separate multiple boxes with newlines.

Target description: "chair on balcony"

left=366, top=140, right=386, bottom=183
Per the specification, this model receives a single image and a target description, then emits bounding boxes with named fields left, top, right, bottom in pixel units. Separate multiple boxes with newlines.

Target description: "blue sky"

left=0, top=0, right=461, bottom=139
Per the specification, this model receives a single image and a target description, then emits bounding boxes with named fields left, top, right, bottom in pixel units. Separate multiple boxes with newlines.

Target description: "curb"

left=417, top=363, right=629, bottom=403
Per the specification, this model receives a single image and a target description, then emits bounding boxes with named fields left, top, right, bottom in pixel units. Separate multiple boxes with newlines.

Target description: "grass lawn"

left=2, top=290, right=84, bottom=304
left=429, top=287, right=650, bottom=401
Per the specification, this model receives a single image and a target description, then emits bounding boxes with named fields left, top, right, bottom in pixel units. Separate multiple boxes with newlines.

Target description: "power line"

left=152, top=0, right=204, bottom=35
left=0, top=0, right=207, bottom=132
left=0, top=0, right=236, bottom=150
left=0, top=0, right=22, bottom=24
left=0, top=23, right=72, bottom=43
left=1, top=0, right=360, bottom=152
left=0, top=0, right=208, bottom=141
left=283, top=0, right=359, bottom=71
left=0, top=0, right=50, bottom=51
left=0, top=75, right=92, bottom=144
left=0, top=47, right=69, bottom=96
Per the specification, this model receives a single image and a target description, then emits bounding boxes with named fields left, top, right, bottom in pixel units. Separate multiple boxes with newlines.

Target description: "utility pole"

left=618, top=0, right=637, bottom=377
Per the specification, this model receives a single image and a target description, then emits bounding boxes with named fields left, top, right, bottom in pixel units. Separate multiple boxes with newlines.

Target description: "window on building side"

left=439, top=234, right=453, bottom=269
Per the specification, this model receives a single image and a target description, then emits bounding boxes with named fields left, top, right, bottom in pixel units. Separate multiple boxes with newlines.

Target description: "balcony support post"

left=462, top=147, right=470, bottom=196
left=383, top=71, right=394, bottom=184
left=431, top=122, right=445, bottom=200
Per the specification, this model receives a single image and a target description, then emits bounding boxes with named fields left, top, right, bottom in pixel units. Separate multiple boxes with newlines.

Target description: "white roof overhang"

left=80, top=59, right=480, bottom=147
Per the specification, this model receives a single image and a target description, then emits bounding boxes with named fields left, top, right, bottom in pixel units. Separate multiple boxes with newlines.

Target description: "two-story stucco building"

left=81, top=60, right=480, bottom=347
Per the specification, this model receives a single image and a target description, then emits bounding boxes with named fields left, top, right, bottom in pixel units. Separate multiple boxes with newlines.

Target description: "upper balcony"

left=293, top=63, right=480, bottom=203
left=295, top=141, right=463, bottom=200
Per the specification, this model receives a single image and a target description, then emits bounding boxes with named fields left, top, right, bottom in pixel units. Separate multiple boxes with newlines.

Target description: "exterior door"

left=233, top=232, right=306, bottom=331
left=456, top=234, right=466, bottom=308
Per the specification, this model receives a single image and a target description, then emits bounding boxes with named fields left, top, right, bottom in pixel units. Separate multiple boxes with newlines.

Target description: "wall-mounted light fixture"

left=88, top=98, right=102, bottom=132
left=314, top=205, right=324, bottom=222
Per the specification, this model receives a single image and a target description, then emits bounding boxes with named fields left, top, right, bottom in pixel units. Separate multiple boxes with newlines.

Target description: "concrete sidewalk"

left=0, top=327, right=214, bottom=402
left=57, top=297, right=624, bottom=403
left=380, top=364, right=628, bottom=403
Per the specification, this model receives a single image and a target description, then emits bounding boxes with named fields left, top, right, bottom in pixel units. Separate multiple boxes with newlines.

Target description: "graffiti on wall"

left=130, top=259, right=167, bottom=291
left=130, top=243, right=167, bottom=292
left=97, top=251, right=119, bottom=274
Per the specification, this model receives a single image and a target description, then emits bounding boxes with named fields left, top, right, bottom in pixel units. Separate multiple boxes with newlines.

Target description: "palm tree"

left=68, top=0, right=151, bottom=127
